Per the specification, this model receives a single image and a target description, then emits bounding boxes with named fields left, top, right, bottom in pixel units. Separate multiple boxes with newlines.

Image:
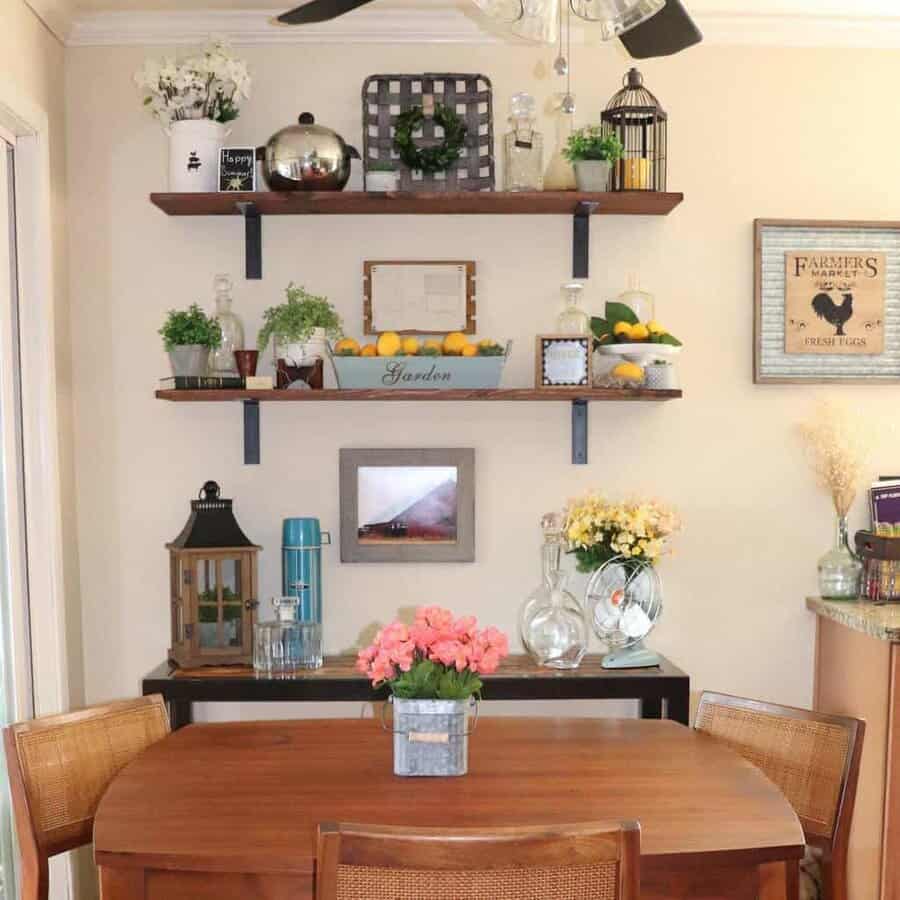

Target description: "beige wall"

left=64, top=40, right=900, bottom=721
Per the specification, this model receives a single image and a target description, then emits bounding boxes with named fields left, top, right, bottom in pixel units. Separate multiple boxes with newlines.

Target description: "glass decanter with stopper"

left=818, top=514, right=862, bottom=600
left=209, top=274, right=245, bottom=377
left=544, top=94, right=577, bottom=191
left=556, top=281, right=590, bottom=335
left=520, top=512, right=589, bottom=669
left=617, top=273, right=655, bottom=323
left=504, top=93, right=543, bottom=192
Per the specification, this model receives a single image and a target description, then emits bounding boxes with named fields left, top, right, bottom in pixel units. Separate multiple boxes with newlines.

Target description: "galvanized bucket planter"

left=384, top=697, right=477, bottom=777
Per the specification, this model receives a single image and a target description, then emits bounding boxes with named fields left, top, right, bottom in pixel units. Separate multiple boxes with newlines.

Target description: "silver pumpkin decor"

left=262, top=112, right=360, bottom=191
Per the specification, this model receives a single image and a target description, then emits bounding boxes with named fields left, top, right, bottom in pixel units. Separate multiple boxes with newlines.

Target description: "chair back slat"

left=317, top=821, right=640, bottom=900
left=4, top=694, right=170, bottom=892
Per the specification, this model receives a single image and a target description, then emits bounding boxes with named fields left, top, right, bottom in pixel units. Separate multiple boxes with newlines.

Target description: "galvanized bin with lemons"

left=328, top=332, right=511, bottom=390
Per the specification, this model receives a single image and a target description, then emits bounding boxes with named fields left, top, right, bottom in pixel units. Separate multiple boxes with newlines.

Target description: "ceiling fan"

left=277, top=0, right=702, bottom=59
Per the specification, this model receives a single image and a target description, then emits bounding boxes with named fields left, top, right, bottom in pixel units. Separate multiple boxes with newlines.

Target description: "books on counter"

left=159, top=375, right=276, bottom=390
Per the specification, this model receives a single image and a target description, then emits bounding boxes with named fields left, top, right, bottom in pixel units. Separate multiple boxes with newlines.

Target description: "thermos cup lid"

left=283, top=517, right=327, bottom=548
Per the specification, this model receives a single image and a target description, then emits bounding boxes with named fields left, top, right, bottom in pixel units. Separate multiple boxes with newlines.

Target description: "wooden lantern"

left=168, top=481, right=261, bottom=668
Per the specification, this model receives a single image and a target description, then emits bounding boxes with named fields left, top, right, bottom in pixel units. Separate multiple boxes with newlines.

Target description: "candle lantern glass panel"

left=601, top=67, right=667, bottom=192
left=167, top=482, right=261, bottom=668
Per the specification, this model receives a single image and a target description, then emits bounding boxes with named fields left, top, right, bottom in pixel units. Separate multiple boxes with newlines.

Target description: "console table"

left=142, top=653, right=690, bottom=729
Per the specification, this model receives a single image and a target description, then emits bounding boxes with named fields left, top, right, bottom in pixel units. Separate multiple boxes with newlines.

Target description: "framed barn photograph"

left=755, top=219, right=900, bottom=383
left=339, top=448, right=475, bottom=563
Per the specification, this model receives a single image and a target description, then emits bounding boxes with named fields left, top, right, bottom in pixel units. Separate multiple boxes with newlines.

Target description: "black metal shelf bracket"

left=572, top=201, right=599, bottom=279
left=572, top=399, right=588, bottom=465
left=235, top=201, right=262, bottom=280
left=243, top=400, right=260, bottom=464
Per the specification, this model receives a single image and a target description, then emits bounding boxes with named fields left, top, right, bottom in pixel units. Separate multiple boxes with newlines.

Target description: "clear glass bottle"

left=520, top=513, right=589, bottom=669
left=544, top=94, right=577, bottom=191
left=556, top=281, right=590, bottom=335
left=209, top=274, right=245, bottom=376
left=818, top=515, right=862, bottom=600
left=504, top=93, right=543, bottom=192
left=617, top=273, right=655, bottom=323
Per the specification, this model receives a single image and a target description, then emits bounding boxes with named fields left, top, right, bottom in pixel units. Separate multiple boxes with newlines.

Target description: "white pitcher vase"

left=167, top=119, right=229, bottom=192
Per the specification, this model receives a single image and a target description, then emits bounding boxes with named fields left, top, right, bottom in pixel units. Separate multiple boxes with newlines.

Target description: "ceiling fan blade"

left=277, top=0, right=376, bottom=25
left=619, top=0, right=702, bottom=58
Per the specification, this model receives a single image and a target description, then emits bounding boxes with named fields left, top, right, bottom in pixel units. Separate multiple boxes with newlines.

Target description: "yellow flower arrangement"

left=564, top=493, right=680, bottom=572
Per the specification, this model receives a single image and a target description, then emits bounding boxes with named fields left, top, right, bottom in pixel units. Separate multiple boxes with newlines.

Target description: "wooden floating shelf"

left=155, top=388, right=681, bottom=403
left=150, top=190, right=684, bottom=218
left=155, top=387, right=682, bottom=466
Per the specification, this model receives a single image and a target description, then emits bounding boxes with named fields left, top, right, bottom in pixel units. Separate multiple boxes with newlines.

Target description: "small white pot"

left=574, top=160, right=611, bottom=192
left=365, top=170, right=400, bottom=193
left=167, top=119, right=229, bottom=193
left=644, top=362, right=680, bottom=390
left=277, top=328, right=328, bottom=365
left=168, top=345, right=210, bottom=377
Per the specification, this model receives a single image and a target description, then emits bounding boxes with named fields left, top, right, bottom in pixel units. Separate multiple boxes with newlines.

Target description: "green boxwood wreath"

left=392, top=103, right=467, bottom=175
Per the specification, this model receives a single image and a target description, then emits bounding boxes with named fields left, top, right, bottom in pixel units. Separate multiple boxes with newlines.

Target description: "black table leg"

left=168, top=699, right=193, bottom=730
left=667, top=682, right=691, bottom=726
left=640, top=696, right=662, bottom=719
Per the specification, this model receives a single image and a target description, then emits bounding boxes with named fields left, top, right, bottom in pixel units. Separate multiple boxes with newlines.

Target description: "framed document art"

left=535, top=335, right=592, bottom=388
left=755, top=219, right=900, bottom=383
left=364, top=261, right=475, bottom=335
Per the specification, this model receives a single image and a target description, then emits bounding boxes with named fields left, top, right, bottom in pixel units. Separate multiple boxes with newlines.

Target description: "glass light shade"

left=568, top=0, right=665, bottom=40
left=471, top=0, right=559, bottom=43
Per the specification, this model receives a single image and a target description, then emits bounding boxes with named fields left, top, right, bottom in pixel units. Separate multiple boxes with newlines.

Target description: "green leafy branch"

left=257, top=283, right=343, bottom=351
left=389, top=658, right=482, bottom=701
left=591, top=301, right=683, bottom=350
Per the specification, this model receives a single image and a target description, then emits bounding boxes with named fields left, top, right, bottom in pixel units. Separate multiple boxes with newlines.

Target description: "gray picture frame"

left=339, top=448, right=475, bottom=563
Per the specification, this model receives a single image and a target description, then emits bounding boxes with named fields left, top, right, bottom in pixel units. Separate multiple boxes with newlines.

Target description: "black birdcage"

left=601, top=68, right=667, bottom=192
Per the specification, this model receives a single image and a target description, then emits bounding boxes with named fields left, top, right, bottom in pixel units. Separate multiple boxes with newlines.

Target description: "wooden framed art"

left=363, top=261, right=475, bottom=335
left=339, top=448, right=475, bottom=563
left=535, top=335, right=592, bottom=388
left=755, top=219, right=900, bottom=383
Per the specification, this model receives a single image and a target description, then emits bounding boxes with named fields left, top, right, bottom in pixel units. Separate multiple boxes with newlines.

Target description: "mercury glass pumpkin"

left=520, top=513, right=589, bottom=669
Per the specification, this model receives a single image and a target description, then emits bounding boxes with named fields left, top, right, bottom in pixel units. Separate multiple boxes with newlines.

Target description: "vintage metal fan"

left=277, top=0, right=701, bottom=59
left=584, top=555, right=662, bottom=669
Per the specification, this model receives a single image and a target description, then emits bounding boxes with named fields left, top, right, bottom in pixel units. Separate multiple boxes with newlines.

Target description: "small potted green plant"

left=563, top=127, right=624, bottom=192
left=365, top=160, right=400, bottom=193
left=159, top=303, right=222, bottom=377
left=257, top=283, right=343, bottom=365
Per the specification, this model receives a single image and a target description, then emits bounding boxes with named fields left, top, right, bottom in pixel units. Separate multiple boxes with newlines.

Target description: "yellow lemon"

left=478, top=338, right=497, bottom=349
left=629, top=323, right=650, bottom=342
left=442, top=332, right=469, bottom=356
left=613, top=322, right=633, bottom=340
left=333, top=337, right=360, bottom=356
left=421, top=339, right=443, bottom=357
left=647, top=320, right=666, bottom=336
left=461, top=343, right=477, bottom=357
left=612, top=362, right=644, bottom=383
left=401, top=337, right=420, bottom=356
left=376, top=331, right=402, bottom=357
left=360, top=344, right=377, bottom=357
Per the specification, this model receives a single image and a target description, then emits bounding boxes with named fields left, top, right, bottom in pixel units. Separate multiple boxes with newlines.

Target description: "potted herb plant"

left=257, top=283, right=343, bottom=365
left=365, top=161, right=400, bottom=193
left=134, top=39, right=252, bottom=192
left=159, top=303, right=222, bottom=377
left=356, top=606, right=509, bottom=776
left=563, top=126, right=624, bottom=192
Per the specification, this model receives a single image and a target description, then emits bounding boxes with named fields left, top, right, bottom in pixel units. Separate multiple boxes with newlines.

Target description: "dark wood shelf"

left=155, top=387, right=682, bottom=403
left=150, top=190, right=684, bottom=217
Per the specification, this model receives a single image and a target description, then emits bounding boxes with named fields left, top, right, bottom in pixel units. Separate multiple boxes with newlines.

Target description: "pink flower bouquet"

left=356, top=606, right=510, bottom=700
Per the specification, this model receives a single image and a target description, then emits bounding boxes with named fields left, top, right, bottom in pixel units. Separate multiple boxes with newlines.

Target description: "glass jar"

left=209, top=274, right=245, bottom=376
left=617, top=274, right=655, bottom=323
left=520, top=513, right=589, bottom=669
left=818, top=515, right=862, bottom=600
left=504, top=93, right=543, bottom=193
left=544, top=94, right=577, bottom=191
left=556, top=281, right=590, bottom=335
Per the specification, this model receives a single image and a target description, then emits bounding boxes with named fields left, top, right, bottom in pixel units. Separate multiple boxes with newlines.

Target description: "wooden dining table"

left=94, top=717, right=804, bottom=900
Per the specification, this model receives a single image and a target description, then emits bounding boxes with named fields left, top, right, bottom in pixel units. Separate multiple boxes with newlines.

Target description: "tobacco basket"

left=362, top=73, right=495, bottom=192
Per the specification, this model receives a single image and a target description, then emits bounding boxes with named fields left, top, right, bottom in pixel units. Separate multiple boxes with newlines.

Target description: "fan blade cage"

left=568, top=0, right=664, bottom=41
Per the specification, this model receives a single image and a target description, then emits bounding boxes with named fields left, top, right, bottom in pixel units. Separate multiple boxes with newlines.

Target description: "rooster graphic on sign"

left=811, top=281, right=854, bottom=336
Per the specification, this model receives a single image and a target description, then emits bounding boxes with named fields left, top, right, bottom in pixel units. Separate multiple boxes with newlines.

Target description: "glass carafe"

left=544, top=94, right=577, bottom=191
left=556, top=281, right=590, bottom=335
left=520, top=513, right=589, bottom=669
left=209, top=274, right=245, bottom=376
left=617, top=273, right=655, bottom=323
left=504, top=93, right=543, bottom=192
left=818, top=515, right=862, bottom=600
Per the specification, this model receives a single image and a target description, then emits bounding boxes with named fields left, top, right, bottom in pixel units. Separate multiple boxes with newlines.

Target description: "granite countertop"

left=807, top=596, right=900, bottom=641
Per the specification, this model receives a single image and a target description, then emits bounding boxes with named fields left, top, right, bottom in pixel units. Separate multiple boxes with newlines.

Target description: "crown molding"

left=66, top=7, right=900, bottom=49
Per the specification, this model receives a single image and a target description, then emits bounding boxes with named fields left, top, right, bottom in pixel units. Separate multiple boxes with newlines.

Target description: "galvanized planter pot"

left=388, top=697, right=475, bottom=777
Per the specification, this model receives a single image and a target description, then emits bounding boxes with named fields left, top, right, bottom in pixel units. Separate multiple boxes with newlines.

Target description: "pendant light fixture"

left=569, top=0, right=664, bottom=40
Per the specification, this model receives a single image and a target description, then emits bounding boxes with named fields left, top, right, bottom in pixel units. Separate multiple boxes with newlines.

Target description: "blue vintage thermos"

left=282, top=518, right=330, bottom=623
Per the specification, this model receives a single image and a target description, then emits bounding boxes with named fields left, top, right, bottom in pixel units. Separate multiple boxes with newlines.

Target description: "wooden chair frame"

left=696, top=691, right=864, bottom=900
left=3, top=694, right=170, bottom=900
left=316, top=820, right=640, bottom=900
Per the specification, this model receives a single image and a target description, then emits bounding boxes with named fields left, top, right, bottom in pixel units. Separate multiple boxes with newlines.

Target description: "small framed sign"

left=218, top=147, right=256, bottom=192
left=535, top=335, right=592, bottom=388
